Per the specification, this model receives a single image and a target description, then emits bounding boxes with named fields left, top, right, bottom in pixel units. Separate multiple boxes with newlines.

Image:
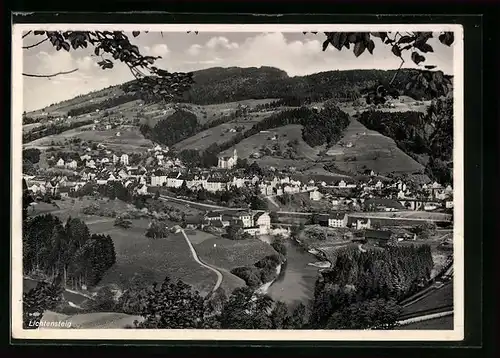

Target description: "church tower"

left=233, top=149, right=238, bottom=161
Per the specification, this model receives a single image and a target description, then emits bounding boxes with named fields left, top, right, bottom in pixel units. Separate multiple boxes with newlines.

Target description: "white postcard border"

left=11, top=23, right=465, bottom=341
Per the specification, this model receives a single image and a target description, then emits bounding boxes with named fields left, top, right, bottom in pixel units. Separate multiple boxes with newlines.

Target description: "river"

left=258, top=235, right=322, bottom=309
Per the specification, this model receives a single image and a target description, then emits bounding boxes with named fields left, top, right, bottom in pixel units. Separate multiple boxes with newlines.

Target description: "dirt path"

left=180, top=229, right=223, bottom=292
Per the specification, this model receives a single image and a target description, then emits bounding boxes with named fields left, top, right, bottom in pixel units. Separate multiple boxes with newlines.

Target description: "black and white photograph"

left=11, top=23, right=464, bottom=341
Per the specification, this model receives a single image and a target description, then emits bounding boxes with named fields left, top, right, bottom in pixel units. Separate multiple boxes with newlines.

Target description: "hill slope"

left=26, top=66, right=438, bottom=118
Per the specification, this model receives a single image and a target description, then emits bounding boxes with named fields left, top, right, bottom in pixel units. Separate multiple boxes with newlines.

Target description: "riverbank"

left=256, top=263, right=282, bottom=294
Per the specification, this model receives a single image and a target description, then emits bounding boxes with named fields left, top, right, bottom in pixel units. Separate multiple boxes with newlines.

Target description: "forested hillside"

left=122, top=66, right=444, bottom=106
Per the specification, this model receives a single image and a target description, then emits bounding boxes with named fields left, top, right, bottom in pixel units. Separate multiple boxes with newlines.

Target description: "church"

left=218, top=149, right=238, bottom=169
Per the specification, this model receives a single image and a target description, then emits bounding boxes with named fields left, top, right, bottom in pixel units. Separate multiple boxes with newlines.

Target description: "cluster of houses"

left=189, top=210, right=273, bottom=236
left=309, top=179, right=453, bottom=211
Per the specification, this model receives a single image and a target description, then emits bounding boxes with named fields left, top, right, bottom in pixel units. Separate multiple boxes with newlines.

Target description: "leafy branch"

left=22, top=30, right=195, bottom=101
left=316, top=31, right=455, bottom=102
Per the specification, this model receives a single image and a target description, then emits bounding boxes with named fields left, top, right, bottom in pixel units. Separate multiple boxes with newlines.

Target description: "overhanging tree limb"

left=22, top=68, right=78, bottom=78
left=23, top=38, right=49, bottom=49
left=22, top=31, right=32, bottom=39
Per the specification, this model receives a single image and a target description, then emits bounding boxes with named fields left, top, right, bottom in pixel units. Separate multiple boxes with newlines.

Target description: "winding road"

left=396, top=310, right=454, bottom=326
left=179, top=229, right=223, bottom=292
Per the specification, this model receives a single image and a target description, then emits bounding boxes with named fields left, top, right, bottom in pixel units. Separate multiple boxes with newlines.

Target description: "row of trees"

left=230, top=253, right=284, bottom=288
left=139, top=109, right=199, bottom=147
left=179, top=67, right=440, bottom=106
left=166, top=182, right=267, bottom=210
left=23, top=214, right=116, bottom=290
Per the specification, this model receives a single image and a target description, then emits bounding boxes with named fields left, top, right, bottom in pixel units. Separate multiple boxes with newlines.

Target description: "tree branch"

left=22, top=68, right=79, bottom=78
left=389, top=57, right=405, bottom=85
left=23, top=37, right=48, bottom=49
left=22, top=31, right=32, bottom=39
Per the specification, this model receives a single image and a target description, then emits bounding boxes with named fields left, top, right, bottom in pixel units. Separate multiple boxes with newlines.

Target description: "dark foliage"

left=310, top=245, right=433, bottom=327
left=23, top=214, right=116, bottom=290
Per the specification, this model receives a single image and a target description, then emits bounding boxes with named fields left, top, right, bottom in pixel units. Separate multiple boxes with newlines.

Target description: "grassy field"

left=24, top=124, right=152, bottom=153
left=219, top=124, right=323, bottom=161
left=322, top=119, right=424, bottom=175
left=195, top=236, right=279, bottom=270
left=142, top=99, right=279, bottom=129
left=98, top=221, right=217, bottom=296
left=194, top=236, right=278, bottom=293
left=27, top=86, right=126, bottom=117
left=401, top=282, right=453, bottom=316
left=340, top=96, right=431, bottom=117
left=41, top=310, right=144, bottom=329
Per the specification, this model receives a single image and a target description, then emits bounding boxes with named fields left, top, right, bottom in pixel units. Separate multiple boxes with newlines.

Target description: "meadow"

left=31, top=198, right=218, bottom=296
left=195, top=236, right=278, bottom=273
left=322, top=119, right=424, bottom=175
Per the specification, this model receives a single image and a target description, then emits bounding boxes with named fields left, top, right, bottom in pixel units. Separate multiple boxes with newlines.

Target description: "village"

left=24, top=135, right=454, bottom=249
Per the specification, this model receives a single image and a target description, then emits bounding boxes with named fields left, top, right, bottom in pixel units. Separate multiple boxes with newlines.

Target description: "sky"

left=22, top=31, right=454, bottom=112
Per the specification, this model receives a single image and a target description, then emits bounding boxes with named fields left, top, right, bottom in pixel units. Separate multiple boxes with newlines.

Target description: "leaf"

left=339, top=33, right=348, bottom=48
left=366, top=40, right=375, bottom=54
left=33, top=31, right=45, bottom=35
left=425, top=65, right=437, bottom=69
left=353, top=41, right=366, bottom=57
left=347, top=33, right=358, bottom=43
left=322, top=39, right=330, bottom=51
left=132, top=31, right=140, bottom=37
left=411, top=51, right=425, bottom=65
left=332, top=32, right=343, bottom=50
left=61, top=42, right=70, bottom=51
left=415, top=43, right=434, bottom=53
left=398, top=35, right=414, bottom=44
left=438, top=32, right=454, bottom=46
left=391, top=45, right=401, bottom=57
left=370, top=32, right=387, bottom=41
left=94, top=47, right=101, bottom=56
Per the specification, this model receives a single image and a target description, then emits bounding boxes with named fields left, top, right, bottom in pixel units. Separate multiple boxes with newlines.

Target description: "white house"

left=446, top=200, right=454, bottom=209
left=120, top=154, right=129, bottom=166
left=310, top=190, right=322, bottom=201
left=355, top=218, right=371, bottom=230
left=56, top=158, right=65, bottom=167
left=166, top=172, right=184, bottom=188
left=204, top=212, right=223, bottom=222
left=86, top=159, right=96, bottom=168
left=112, top=154, right=120, bottom=164
left=254, top=212, right=271, bottom=235
left=136, top=184, right=148, bottom=195
left=218, top=149, right=238, bottom=169
left=328, top=213, right=348, bottom=228
left=375, top=180, right=383, bottom=189
left=338, top=180, right=347, bottom=188
left=205, top=178, right=226, bottom=193
left=231, top=176, right=245, bottom=189
left=66, top=160, right=78, bottom=169
left=233, top=211, right=254, bottom=228
left=151, top=174, right=168, bottom=187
